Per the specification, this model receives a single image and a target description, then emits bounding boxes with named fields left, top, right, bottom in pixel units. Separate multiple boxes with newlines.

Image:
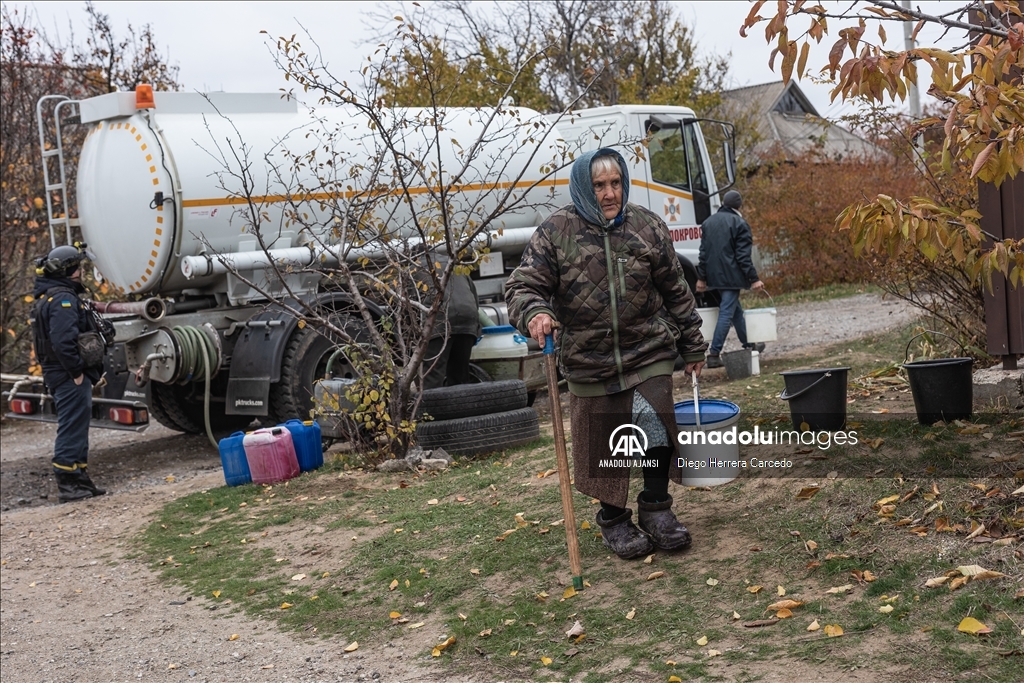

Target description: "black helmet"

left=35, top=244, right=90, bottom=278
left=722, top=190, right=742, bottom=210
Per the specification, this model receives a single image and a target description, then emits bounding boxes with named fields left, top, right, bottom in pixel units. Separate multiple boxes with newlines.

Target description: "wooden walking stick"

left=544, top=332, right=584, bottom=591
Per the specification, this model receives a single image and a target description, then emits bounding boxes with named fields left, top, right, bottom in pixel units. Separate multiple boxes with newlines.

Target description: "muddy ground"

left=0, top=293, right=921, bottom=683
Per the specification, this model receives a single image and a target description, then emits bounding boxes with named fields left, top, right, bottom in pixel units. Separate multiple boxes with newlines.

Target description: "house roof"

left=720, top=80, right=877, bottom=162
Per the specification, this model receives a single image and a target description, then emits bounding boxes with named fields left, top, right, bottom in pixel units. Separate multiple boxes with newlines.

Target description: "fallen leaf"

left=807, top=620, right=820, bottom=631
left=459, top=613, right=467, bottom=620
left=168, top=664, right=178, bottom=670
left=509, top=650, right=518, bottom=656
left=580, top=520, right=591, bottom=530
left=957, top=617, right=993, bottom=634
left=925, top=576, right=949, bottom=588
left=260, top=664, right=274, bottom=670
left=707, top=649, right=722, bottom=657
left=668, top=677, right=683, bottom=683
left=565, top=621, right=585, bottom=639
left=767, top=599, right=804, bottom=611
left=796, top=486, right=820, bottom=500
left=563, top=586, right=577, bottom=599
left=279, top=602, right=293, bottom=609
left=389, top=611, right=401, bottom=619
left=212, top=590, right=221, bottom=599
left=805, top=540, right=818, bottom=552
left=229, top=634, right=239, bottom=641
left=478, top=628, right=492, bottom=637
left=777, top=585, right=786, bottom=596
left=776, top=608, right=793, bottom=618
left=824, top=624, right=844, bottom=637
left=404, top=579, right=410, bottom=588
left=826, top=584, right=854, bottom=595
left=389, top=579, right=398, bottom=591
left=643, top=554, right=655, bottom=564
left=344, top=641, right=359, bottom=653
left=647, top=571, right=665, bottom=581
left=470, top=569, right=480, bottom=576
left=427, top=499, right=439, bottom=505
left=537, top=469, right=556, bottom=478
left=746, top=584, right=764, bottom=594
left=540, top=656, right=553, bottom=666
left=972, top=570, right=1008, bottom=581
left=291, top=573, right=306, bottom=581
left=625, top=608, right=636, bottom=620
left=879, top=605, right=894, bottom=614
left=696, top=635, right=708, bottom=646
left=407, top=622, right=425, bottom=629
left=432, top=636, right=455, bottom=657
left=535, top=592, right=548, bottom=601
left=949, top=576, right=969, bottom=591
left=666, top=659, right=677, bottom=666
left=707, top=578, right=719, bottom=586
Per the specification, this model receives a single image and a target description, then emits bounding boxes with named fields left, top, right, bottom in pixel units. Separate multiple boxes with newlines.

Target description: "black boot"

left=705, top=354, right=723, bottom=368
left=637, top=493, right=692, bottom=551
left=55, top=470, right=93, bottom=503
left=595, top=508, right=654, bottom=559
left=77, top=469, right=106, bottom=496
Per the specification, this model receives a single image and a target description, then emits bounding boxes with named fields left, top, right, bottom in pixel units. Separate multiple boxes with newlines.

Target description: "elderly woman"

left=506, top=148, right=707, bottom=559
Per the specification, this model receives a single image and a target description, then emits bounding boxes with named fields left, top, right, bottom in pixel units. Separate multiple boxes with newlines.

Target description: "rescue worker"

left=506, top=148, right=707, bottom=560
left=32, top=244, right=106, bottom=502
left=696, top=190, right=765, bottom=368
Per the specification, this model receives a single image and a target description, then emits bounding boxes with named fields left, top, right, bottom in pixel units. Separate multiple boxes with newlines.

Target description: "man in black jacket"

left=696, top=191, right=764, bottom=368
left=32, top=245, right=106, bottom=502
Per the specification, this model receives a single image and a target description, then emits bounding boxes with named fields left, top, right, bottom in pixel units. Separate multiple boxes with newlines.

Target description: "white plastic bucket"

left=674, top=399, right=741, bottom=486
left=697, top=307, right=719, bottom=343
left=744, top=307, right=777, bottom=342
left=471, top=325, right=529, bottom=360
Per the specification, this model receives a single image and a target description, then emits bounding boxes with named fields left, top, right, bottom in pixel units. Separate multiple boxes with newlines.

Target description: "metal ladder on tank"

left=35, top=95, right=81, bottom=249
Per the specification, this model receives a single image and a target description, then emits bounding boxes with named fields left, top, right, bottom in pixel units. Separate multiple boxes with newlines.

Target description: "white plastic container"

left=674, top=399, right=742, bottom=486
left=743, top=307, right=777, bottom=343
left=697, top=307, right=719, bottom=343
left=470, top=325, right=529, bottom=360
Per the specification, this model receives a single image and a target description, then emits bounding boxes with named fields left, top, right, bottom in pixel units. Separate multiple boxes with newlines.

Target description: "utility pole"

left=901, top=0, right=922, bottom=119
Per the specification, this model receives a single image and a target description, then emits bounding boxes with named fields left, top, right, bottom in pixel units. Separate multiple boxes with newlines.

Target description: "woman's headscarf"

left=568, top=148, right=630, bottom=228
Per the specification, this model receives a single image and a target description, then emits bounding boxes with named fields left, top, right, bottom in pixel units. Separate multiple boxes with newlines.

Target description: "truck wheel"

left=269, top=314, right=366, bottom=425
left=150, top=382, right=252, bottom=436
left=417, top=379, right=528, bottom=421
left=415, top=407, right=540, bottom=457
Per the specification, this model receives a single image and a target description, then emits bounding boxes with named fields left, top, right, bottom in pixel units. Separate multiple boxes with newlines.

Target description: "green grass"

left=138, top=321, right=1024, bottom=682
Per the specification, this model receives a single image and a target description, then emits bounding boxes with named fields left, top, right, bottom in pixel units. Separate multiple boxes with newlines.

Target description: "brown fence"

left=979, top=175, right=1024, bottom=370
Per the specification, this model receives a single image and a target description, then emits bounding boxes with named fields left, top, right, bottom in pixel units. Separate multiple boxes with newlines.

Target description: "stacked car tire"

left=414, top=379, right=540, bottom=457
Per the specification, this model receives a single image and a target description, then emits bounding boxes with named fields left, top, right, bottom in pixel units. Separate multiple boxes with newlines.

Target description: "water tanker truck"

left=6, top=87, right=735, bottom=434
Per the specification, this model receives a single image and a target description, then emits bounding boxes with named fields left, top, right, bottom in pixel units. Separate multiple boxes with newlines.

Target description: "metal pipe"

left=178, top=226, right=540, bottom=279
left=94, top=298, right=167, bottom=322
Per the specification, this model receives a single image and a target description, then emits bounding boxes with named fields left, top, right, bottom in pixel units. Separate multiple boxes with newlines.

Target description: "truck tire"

left=150, top=382, right=251, bottom=436
left=269, top=324, right=335, bottom=425
left=417, top=379, right=528, bottom=421
left=415, top=407, right=540, bottom=457
left=268, top=314, right=367, bottom=425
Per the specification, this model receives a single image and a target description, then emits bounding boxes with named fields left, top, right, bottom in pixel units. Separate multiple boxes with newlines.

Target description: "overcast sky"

left=20, top=1, right=954, bottom=119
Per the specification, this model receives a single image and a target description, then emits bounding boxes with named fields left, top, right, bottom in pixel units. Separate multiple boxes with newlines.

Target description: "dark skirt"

left=568, top=374, right=681, bottom=508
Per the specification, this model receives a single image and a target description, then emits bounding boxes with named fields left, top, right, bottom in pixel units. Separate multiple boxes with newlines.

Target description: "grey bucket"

left=723, top=349, right=752, bottom=380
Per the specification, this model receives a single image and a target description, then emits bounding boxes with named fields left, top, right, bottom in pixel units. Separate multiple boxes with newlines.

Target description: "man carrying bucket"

left=695, top=190, right=765, bottom=368
left=506, top=149, right=707, bottom=560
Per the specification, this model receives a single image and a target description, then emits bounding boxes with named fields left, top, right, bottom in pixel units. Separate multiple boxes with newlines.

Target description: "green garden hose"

left=172, top=325, right=218, bottom=449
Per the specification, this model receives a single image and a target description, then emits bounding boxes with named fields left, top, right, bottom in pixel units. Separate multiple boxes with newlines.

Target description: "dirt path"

left=0, top=293, right=921, bottom=683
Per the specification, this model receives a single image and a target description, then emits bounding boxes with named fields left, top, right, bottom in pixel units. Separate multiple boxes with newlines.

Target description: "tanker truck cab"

left=19, top=89, right=734, bottom=437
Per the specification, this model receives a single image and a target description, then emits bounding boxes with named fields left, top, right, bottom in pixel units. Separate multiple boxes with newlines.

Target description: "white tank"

left=76, top=91, right=569, bottom=297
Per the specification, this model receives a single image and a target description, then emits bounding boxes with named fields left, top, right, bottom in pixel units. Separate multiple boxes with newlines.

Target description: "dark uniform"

left=31, top=246, right=106, bottom=502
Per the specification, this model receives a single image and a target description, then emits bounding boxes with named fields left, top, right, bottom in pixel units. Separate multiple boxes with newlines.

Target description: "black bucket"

left=902, top=331, right=973, bottom=425
left=779, top=367, right=850, bottom=431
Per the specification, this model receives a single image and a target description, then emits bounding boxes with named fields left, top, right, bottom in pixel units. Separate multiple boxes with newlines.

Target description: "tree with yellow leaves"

left=741, top=0, right=1023, bottom=291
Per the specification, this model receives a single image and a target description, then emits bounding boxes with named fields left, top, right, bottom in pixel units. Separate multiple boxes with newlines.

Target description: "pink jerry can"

left=243, top=427, right=300, bottom=485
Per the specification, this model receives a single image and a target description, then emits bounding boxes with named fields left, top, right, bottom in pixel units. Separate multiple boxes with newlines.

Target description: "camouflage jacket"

left=505, top=203, right=707, bottom=396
